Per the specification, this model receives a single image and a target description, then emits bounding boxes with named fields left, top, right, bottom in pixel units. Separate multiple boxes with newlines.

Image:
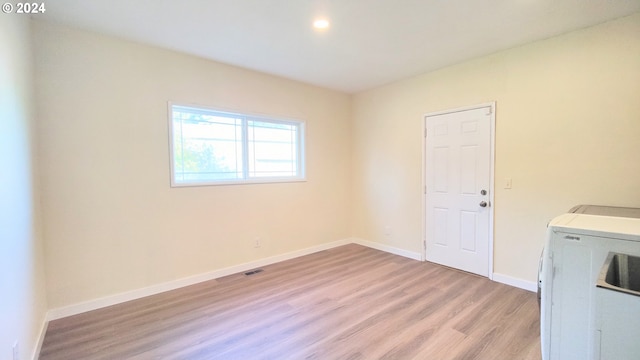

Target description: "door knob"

left=479, top=201, right=488, bottom=208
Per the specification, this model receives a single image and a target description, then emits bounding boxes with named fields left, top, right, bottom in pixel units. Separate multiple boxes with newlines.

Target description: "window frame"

left=168, top=102, right=306, bottom=187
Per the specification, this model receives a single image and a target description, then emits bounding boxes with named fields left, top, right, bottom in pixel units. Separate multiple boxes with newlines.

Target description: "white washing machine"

left=539, top=205, right=640, bottom=360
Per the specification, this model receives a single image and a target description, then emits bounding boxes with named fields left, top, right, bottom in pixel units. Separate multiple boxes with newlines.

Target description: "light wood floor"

left=40, top=244, right=541, bottom=359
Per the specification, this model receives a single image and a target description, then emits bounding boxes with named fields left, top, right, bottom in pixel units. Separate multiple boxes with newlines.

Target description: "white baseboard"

left=32, top=320, right=48, bottom=360
left=351, top=237, right=423, bottom=261
left=47, top=238, right=513, bottom=322
left=46, top=238, right=352, bottom=321
left=492, top=272, right=537, bottom=292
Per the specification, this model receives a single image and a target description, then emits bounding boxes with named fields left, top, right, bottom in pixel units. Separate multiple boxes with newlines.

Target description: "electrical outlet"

left=254, top=237, right=261, bottom=248
left=12, top=341, right=19, bottom=360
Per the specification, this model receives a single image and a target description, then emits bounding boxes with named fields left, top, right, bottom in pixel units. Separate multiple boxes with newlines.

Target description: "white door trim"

left=422, top=102, right=496, bottom=280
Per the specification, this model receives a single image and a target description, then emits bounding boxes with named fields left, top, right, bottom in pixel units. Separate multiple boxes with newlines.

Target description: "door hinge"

left=424, top=128, right=427, bottom=137
left=424, top=185, right=427, bottom=194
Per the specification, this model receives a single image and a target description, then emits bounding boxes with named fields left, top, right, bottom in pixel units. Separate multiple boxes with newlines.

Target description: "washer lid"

left=550, top=213, right=640, bottom=241
left=569, top=205, right=640, bottom=219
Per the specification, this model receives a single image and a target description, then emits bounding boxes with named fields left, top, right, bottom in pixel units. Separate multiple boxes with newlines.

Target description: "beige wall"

left=352, top=13, right=640, bottom=283
left=0, top=16, right=48, bottom=360
left=33, top=21, right=352, bottom=309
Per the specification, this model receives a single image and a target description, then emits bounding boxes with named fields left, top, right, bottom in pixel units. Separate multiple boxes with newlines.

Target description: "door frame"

left=422, top=102, right=496, bottom=279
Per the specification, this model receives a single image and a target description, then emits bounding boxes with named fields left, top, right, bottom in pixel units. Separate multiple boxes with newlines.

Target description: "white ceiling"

left=42, top=0, right=640, bottom=93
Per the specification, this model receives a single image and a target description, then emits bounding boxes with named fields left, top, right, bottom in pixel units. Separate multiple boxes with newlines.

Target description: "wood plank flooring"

left=40, top=244, right=541, bottom=359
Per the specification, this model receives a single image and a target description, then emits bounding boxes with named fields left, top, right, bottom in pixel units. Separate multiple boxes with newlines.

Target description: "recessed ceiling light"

left=313, top=19, right=330, bottom=29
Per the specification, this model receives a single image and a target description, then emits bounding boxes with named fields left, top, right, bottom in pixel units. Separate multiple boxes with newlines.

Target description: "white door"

left=424, top=104, right=493, bottom=277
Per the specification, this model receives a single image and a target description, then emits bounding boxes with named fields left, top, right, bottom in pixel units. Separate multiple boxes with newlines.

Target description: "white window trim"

left=168, top=102, right=306, bottom=187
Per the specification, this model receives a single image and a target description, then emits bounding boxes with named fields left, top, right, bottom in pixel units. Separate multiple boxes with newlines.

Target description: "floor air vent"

left=244, top=269, right=263, bottom=276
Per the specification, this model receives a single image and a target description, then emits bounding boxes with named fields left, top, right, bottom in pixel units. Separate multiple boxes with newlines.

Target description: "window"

left=169, top=103, right=305, bottom=186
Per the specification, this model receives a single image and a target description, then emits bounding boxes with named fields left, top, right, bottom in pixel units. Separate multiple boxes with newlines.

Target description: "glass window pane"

left=172, top=108, right=243, bottom=183
left=247, top=120, right=298, bottom=178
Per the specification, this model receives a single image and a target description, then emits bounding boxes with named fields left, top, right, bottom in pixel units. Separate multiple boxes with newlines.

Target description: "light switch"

left=505, top=178, right=512, bottom=189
